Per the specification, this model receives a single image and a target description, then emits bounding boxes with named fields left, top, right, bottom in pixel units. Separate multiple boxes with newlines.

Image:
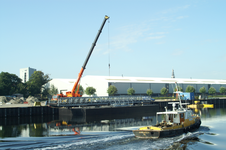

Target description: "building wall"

left=109, top=82, right=226, bottom=96
left=151, top=83, right=165, bottom=93
left=110, top=83, right=130, bottom=95
left=132, top=83, right=150, bottom=94
left=20, top=67, right=36, bottom=83
left=81, top=76, right=108, bottom=96
left=47, top=76, right=226, bottom=97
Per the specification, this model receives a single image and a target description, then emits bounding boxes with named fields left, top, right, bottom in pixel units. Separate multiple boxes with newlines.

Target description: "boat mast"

left=175, top=82, right=183, bottom=109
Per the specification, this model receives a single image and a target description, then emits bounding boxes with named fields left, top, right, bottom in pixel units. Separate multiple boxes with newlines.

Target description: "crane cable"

left=108, top=18, right=110, bottom=77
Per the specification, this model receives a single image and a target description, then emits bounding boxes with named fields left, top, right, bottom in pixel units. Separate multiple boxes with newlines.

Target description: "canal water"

left=0, top=107, right=225, bottom=150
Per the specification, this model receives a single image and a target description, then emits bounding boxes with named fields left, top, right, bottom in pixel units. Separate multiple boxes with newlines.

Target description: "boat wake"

left=0, top=126, right=211, bottom=150
left=34, top=131, right=134, bottom=150
left=166, top=125, right=211, bottom=149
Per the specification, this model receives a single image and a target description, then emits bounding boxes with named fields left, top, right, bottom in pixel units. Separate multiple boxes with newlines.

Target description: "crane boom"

left=83, top=15, right=109, bottom=69
left=66, top=15, right=109, bottom=97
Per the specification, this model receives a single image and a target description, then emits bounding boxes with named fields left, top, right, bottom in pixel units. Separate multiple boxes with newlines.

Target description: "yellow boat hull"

left=133, top=118, right=201, bottom=139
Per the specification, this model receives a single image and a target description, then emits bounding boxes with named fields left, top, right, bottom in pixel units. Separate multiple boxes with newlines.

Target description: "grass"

left=153, top=97, right=175, bottom=100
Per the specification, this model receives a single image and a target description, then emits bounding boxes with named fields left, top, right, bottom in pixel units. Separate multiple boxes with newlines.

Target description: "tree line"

left=105, top=85, right=226, bottom=97
left=0, top=71, right=51, bottom=98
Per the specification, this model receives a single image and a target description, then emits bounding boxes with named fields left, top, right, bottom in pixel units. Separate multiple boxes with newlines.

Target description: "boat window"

left=187, top=112, right=192, bottom=118
left=169, top=114, right=173, bottom=122
left=174, top=114, right=177, bottom=118
left=180, top=113, right=184, bottom=118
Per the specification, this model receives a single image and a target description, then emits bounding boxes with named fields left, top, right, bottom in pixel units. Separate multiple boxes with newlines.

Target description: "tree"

left=174, top=86, right=183, bottom=92
left=0, top=72, right=24, bottom=96
left=160, top=87, right=168, bottom=96
left=77, top=85, right=84, bottom=95
left=107, top=85, right=118, bottom=96
left=185, top=85, right=196, bottom=93
left=85, top=87, right=96, bottom=96
left=127, top=88, right=135, bottom=95
left=219, top=86, right=226, bottom=95
left=199, top=86, right=206, bottom=99
left=146, top=89, right=153, bottom=96
left=74, top=85, right=84, bottom=96
left=208, top=87, right=216, bottom=96
left=27, top=71, right=51, bottom=96
left=42, top=86, right=50, bottom=99
left=48, top=84, right=58, bottom=96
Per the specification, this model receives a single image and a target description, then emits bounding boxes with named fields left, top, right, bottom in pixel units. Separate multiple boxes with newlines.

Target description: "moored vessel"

left=133, top=85, right=201, bottom=139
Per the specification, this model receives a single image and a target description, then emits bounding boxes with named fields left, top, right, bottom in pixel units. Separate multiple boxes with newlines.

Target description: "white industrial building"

left=47, top=75, right=226, bottom=97
left=20, top=67, right=36, bottom=83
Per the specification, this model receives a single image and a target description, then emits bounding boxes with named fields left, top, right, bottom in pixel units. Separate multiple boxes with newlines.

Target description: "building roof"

left=82, top=75, right=226, bottom=84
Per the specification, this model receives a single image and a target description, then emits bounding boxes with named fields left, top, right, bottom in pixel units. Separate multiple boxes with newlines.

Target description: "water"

left=0, top=107, right=226, bottom=150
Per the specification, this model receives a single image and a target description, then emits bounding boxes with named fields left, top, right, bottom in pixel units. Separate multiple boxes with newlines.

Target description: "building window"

left=24, top=73, right=26, bottom=82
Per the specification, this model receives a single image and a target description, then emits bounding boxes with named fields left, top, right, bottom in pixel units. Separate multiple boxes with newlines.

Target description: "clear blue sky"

left=1, top=0, right=226, bottom=80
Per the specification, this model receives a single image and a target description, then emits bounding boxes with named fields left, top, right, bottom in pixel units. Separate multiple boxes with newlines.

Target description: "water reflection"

left=0, top=115, right=157, bottom=138
left=0, top=106, right=226, bottom=139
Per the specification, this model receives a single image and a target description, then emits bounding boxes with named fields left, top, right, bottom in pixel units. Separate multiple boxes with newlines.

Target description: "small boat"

left=133, top=86, right=201, bottom=139
left=188, top=100, right=214, bottom=109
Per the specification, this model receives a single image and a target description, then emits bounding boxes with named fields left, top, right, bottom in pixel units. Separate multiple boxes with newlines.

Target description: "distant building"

left=48, top=75, right=226, bottom=97
left=20, top=67, right=36, bottom=83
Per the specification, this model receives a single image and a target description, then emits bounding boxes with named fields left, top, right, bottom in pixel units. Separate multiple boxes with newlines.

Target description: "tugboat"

left=133, top=86, right=201, bottom=139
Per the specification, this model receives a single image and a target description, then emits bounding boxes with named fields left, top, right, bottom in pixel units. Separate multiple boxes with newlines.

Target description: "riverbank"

left=1, top=98, right=226, bottom=118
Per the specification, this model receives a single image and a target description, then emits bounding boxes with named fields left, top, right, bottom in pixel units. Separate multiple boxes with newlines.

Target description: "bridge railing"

left=48, top=96, right=155, bottom=107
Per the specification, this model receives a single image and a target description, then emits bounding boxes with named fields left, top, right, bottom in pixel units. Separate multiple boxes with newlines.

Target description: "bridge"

left=48, top=96, right=155, bottom=107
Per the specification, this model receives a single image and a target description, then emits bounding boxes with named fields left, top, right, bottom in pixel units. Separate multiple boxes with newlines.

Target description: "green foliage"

left=127, top=88, right=135, bottom=95
left=199, top=86, right=206, bottom=99
left=0, top=72, right=25, bottom=96
left=15, top=82, right=27, bottom=96
left=85, top=87, right=96, bottom=96
left=41, top=86, right=50, bottom=99
left=199, top=86, right=206, bottom=94
left=208, top=95, right=226, bottom=98
left=48, top=84, right=58, bottom=96
left=219, top=86, right=226, bottom=94
left=155, top=97, right=174, bottom=100
left=74, top=85, right=84, bottom=95
left=27, top=71, right=51, bottom=96
left=160, top=87, right=168, bottom=96
left=185, top=85, right=196, bottom=93
left=146, top=89, right=153, bottom=96
left=194, top=96, right=199, bottom=100
left=107, top=85, right=118, bottom=96
left=174, top=86, right=183, bottom=92
left=0, top=71, right=51, bottom=98
left=77, top=85, right=84, bottom=95
left=208, top=87, right=216, bottom=95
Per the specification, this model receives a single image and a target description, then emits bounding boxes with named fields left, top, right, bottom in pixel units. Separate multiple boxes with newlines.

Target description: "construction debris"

left=0, top=96, right=41, bottom=105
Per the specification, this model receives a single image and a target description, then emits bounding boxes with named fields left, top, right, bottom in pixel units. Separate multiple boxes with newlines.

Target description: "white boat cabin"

left=156, top=102, right=194, bottom=125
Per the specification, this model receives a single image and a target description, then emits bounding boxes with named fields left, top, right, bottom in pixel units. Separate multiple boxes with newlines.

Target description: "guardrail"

left=48, top=96, right=155, bottom=107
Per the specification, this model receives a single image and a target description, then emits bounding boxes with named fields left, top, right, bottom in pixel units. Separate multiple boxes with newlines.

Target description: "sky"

left=1, top=0, right=226, bottom=80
